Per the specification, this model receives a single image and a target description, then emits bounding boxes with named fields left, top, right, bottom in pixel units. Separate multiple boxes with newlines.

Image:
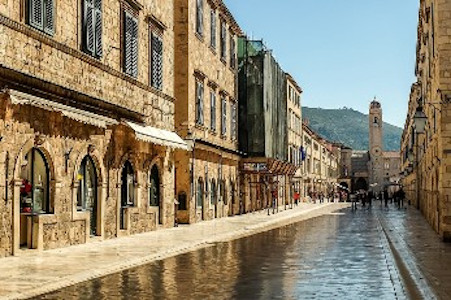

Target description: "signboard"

left=243, top=163, right=268, bottom=172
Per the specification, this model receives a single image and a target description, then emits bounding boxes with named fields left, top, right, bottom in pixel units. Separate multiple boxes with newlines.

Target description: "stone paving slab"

left=378, top=205, right=451, bottom=300
left=0, top=203, right=346, bottom=300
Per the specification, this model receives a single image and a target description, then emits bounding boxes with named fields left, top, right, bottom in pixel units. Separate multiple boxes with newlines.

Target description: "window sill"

left=195, top=32, right=204, bottom=42
left=209, top=46, right=217, bottom=55
left=194, top=123, right=207, bottom=130
left=220, top=58, right=227, bottom=66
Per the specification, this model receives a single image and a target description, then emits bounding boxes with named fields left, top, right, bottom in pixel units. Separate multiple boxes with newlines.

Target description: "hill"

left=302, top=107, right=402, bottom=151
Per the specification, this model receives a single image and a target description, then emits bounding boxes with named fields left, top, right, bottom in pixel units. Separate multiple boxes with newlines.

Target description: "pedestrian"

left=368, top=190, right=373, bottom=207
left=399, top=187, right=405, bottom=208
left=294, top=191, right=300, bottom=206
left=384, top=189, right=389, bottom=208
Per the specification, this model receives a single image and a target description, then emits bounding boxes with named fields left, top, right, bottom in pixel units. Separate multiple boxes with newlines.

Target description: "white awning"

left=8, top=90, right=118, bottom=128
left=125, top=121, right=189, bottom=151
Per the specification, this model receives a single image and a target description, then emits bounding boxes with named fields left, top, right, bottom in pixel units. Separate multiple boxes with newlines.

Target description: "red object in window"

left=20, top=179, right=32, bottom=194
left=294, top=192, right=300, bottom=200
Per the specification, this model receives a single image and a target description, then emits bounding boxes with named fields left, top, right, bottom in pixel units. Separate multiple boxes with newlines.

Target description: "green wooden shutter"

left=29, top=0, right=43, bottom=30
left=124, top=12, right=138, bottom=77
left=94, top=0, right=102, bottom=57
left=43, top=0, right=54, bottom=35
left=84, top=0, right=95, bottom=53
left=151, top=34, right=163, bottom=90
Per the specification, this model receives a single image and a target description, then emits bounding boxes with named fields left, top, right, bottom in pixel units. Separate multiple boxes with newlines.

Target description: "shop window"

left=149, top=165, right=160, bottom=207
left=77, top=156, right=97, bottom=211
left=121, top=161, right=135, bottom=207
left=20, top=148, right=51, bottom=214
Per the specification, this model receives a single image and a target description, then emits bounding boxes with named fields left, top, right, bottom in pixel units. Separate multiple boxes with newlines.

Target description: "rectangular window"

left=229, top=35, right=236, bottom=68
left=196, top=0, right=204, bottom=36
left=210, top=9, right=216, bottom=48
left=123, top=11, right=138, bottom=78
left=83, top=0, right=102, bottom=57
left=220, top=20, right=227, bottom=61
left=28, top=0, right=54, bottom=35
left=221, top=97, right=227, bottom=136
left=196, top=81, right=204, bottom=125
left=150, top=33, right=163, bottom=90
left=231, top=101, right=237, bottom=140
left=210, top=90, right=216, bottom=131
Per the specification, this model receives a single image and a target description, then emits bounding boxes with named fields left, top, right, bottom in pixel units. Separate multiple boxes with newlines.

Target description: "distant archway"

left=354, top=178, right=368, bottom=191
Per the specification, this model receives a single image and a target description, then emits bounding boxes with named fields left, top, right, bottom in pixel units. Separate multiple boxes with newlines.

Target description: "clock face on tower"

left=372, top=147, right=382, bottom=157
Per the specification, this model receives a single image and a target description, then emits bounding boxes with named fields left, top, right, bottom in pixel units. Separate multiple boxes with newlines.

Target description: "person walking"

left=399, top=187, right=405, bottom=208
left=384, top=189, right=389, bottom=208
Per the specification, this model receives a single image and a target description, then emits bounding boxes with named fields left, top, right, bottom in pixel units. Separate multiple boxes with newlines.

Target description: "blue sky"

left=224, top=0, right=419, bottom=128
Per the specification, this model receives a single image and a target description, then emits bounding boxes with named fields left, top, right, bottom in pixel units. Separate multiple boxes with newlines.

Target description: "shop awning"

left=8, top=90, right=118, bottom=128
left=125, top=121, right=189, bottom=150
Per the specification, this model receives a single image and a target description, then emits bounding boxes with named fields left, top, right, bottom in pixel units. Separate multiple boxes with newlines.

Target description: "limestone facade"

left=0, top=0, right=181, bottom=257
left=301, top=123, right=340, bottom=200
left=401, top=0, right=451, bottom=240
left=286, top=74, right=303, bottom=198
left=174, top=0, right=242, bottom=223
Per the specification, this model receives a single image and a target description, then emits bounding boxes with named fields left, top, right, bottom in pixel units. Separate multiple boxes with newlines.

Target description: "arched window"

left=149, top=165, right=160, bottom=207
left=210, top=179, right=216, bottom=205
left=20, top=148, right=51, bottom=214
left=77, top=156, right=97, bottom=211
left=121, top=161, right=135, bottom=207
left=197, top=177, right=204, bottom=207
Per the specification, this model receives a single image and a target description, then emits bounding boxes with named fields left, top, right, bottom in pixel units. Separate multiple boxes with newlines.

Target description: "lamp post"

left=412, top=105, right=427, bottom=210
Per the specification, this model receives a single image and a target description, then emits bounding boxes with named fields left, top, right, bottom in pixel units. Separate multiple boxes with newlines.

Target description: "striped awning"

left=125, top=121, right=189, bottom=150
left=7, top=90, right=118, bottom=128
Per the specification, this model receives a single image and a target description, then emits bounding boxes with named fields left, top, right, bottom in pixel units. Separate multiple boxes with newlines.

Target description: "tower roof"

left=370, top=97, right=381, bottom=109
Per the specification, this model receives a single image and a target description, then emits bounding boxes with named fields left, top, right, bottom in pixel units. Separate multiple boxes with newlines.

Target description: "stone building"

left=301, top=122, right=340, bottom=200
left=238, top=39, right=297, bottom=212
left=173, top=0, right=242, bottom=223
left=400, top=0, right=451, bottom=240
left=286, top=74, right=303, bottom=201
left=0, top=0, right=187, bottom=257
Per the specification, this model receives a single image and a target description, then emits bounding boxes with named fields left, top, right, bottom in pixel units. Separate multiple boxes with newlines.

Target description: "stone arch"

left=11, top=136, right=57, bottom=254
left=71, top=145, right=107, bottom=238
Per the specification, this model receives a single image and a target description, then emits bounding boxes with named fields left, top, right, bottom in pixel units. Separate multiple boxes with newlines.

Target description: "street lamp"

left=413, top=106, right=427, bottom=134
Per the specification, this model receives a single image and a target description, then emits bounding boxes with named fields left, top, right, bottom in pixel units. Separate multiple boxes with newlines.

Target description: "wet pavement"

left=35, top=205, right=408, bottom=300
left=6, top=201, right=451, bottom=299
left=0, top=203, right=344, bottom=300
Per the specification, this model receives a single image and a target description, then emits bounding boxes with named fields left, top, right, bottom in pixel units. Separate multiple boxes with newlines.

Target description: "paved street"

left=0, top=203, right=344, bottom=300
left=32, top=202, right=451, bottom=300
left=33, top=203, right=404, bottom=299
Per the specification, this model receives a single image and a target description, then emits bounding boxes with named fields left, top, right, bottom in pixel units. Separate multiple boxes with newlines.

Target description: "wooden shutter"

left=210, top=91, right=216, bottom=131
left=221, top=97, right=226, bottom=135
left=43, top=0, right=54, bottom=34
left=29, top=0, right=43, bottom=30
left=84, top=0, right=95, bottom=53
left=210, top=9, right=216, bottom=48
left=124, top=12, right=138, bottom=77
left=199, top=83, right=204, bottom=125
left=94, top=0, right=102, bottom=57
left=151, top=33, right=163, bottom=90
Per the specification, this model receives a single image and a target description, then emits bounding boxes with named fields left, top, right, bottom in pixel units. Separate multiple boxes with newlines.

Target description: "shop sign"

left=243, top=163, right=268, bottom=172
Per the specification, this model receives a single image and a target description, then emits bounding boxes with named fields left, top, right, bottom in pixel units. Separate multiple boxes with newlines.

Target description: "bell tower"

left=369, top=98, right=383, bottom=192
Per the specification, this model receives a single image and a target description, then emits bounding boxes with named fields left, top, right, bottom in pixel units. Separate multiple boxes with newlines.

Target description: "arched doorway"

left=19, top=148, right=51, bottom=248
left=354, top=177, right=368, bottom=192
left=149, top=165, right=162, bottom=225
left=120, top=161, right=135, bottom=230
left=77, top=156, right=98, bottom=236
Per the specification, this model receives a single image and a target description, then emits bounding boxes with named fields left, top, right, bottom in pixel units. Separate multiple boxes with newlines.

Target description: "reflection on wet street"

left=36, top=208, right=398, bottom=300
